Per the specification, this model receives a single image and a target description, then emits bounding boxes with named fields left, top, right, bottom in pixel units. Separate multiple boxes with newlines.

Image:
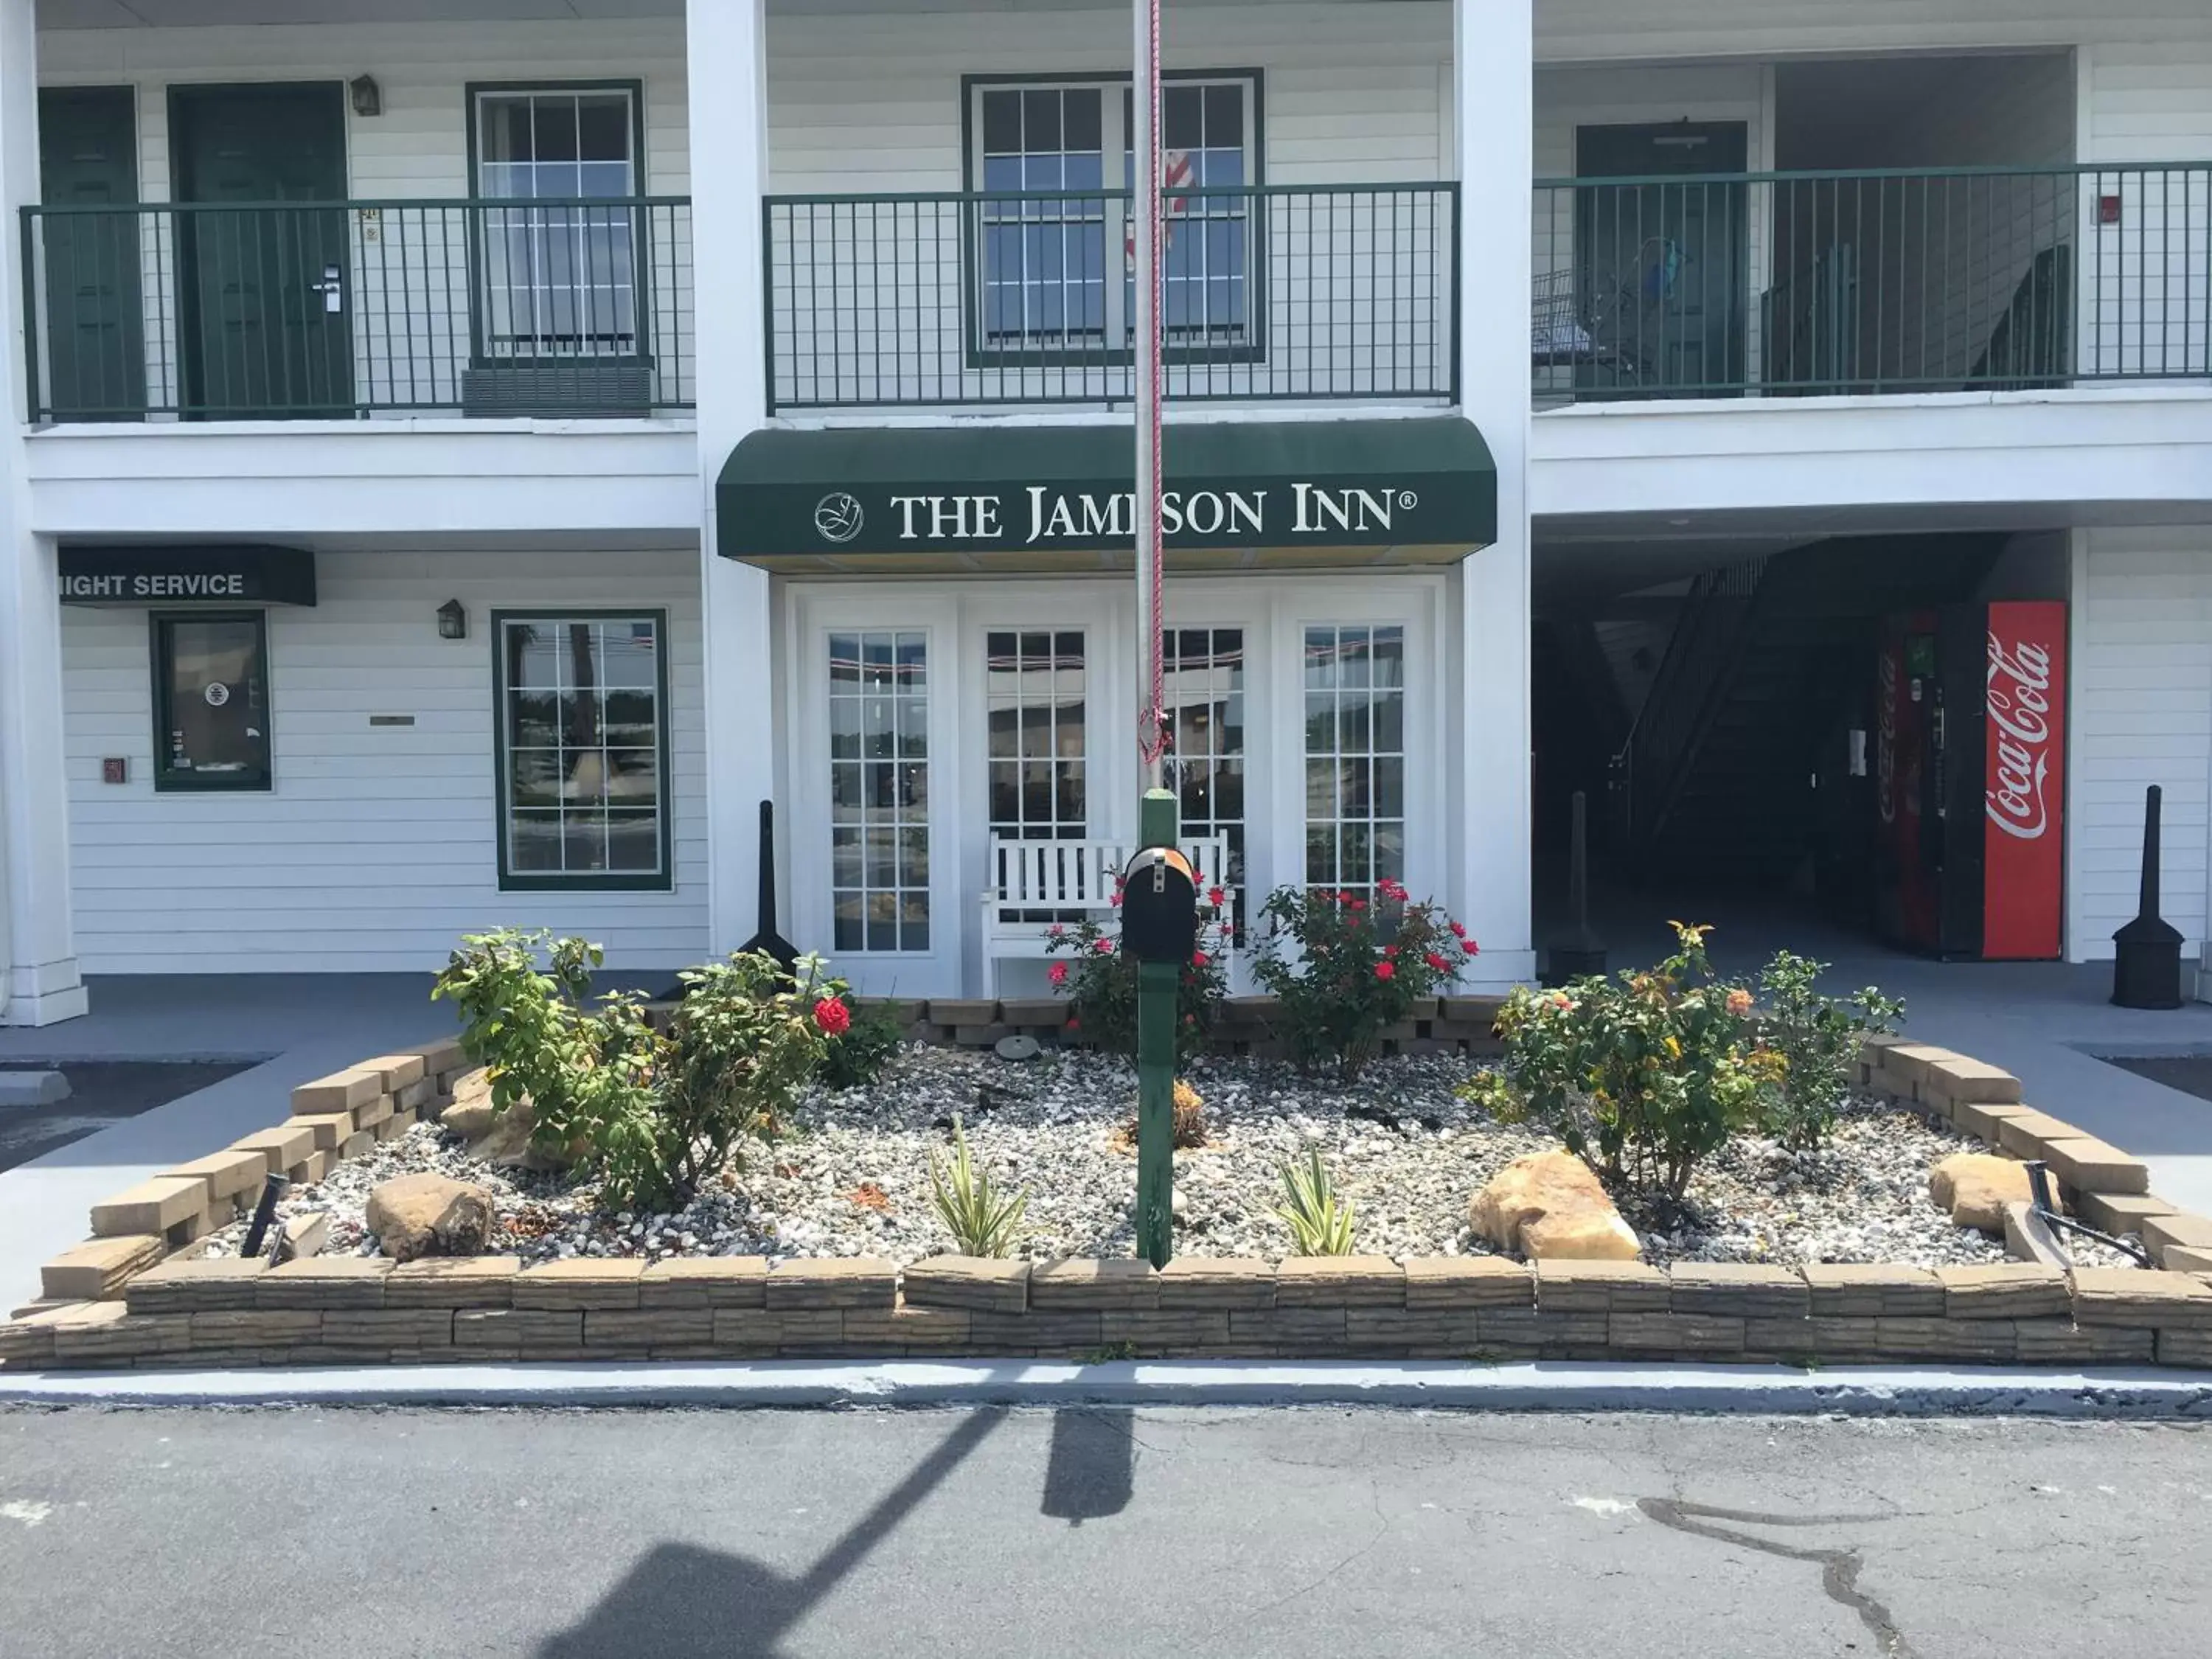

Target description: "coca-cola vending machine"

left=1874, top=601, right=2066, bottom=959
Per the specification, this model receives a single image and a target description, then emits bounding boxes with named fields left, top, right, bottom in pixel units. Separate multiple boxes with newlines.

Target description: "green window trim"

left=149, top=609, right=274, bottom=793
left=492, top=608, right=675, bottom=894
left=956, top=67, right=1267, bottom=372
left=462, top=78, right=653, bottom=372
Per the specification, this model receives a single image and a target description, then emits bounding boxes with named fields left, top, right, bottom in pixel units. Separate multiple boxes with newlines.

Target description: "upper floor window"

left=472, top=85, right=643, bottom=360
left=966, top=73, right=1259, bottom=358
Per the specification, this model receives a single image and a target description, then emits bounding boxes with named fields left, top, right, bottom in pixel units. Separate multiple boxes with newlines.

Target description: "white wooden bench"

left=980, top=835, right=1234, bottom=998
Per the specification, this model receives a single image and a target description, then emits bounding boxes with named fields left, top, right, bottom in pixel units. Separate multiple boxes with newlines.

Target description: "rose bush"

left=433, top=930, right=842, bottom=1210
left=1043, top=880, right=1229, bottom=1065
left=1462, top=922, right=1784, bottom=1200
left=1251, top=878, right=1472, bottom=1079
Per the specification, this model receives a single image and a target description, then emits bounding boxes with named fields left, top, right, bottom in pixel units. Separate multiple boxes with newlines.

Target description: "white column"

left=0, top=0, right=86, bottom=1026
left=1451, top=0, right=1537, bottom=987
left=686, top=0, right=776, bottom=956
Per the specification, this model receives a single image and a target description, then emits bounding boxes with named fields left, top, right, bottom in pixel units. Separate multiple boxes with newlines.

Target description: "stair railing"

left=1607, top=553, right=1770, bottom=860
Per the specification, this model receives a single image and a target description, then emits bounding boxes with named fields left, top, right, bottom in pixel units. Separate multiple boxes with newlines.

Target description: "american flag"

left=1125, top=149, right=1195, bottom=268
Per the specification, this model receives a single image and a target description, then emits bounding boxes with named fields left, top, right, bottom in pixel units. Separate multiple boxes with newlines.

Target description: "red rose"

left=1450, top=921, right=1467, bottom=938
left=1207, top=886, right=1226, bottom=907
left=1048, top=961, right=1069, bottom=987
left=1048, top=923, right=1066, bottom=938
left=1093, top=937, right=1114, bottom=955
left=1349, top=897, right=1366, bottom=912
left=1425, top=951, right=1449, bottom=972
left=1461, top=938, right=1480, bottom=956
left=1192, top=949, right=1210, bottom=967
left=1110, top=890, right=1123, bottom=906
left=1385, top=944, right=1399, bottom=957
left=1374, top=960, right=1395, bottom=981
left=813, top=997, right=852, bottom=1036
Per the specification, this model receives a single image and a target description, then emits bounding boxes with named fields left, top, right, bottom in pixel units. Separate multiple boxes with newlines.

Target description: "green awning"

left=716, top=416, right=1495, bottom=573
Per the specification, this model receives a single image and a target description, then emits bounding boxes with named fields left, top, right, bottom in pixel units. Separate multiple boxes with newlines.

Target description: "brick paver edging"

left=6, top=1031, right=2212, bottom=1374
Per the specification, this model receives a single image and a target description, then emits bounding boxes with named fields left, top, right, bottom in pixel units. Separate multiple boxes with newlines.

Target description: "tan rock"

left=439, top=1068, right=499, bottom=1139
left=364, top=1173, right=495, bottom=1263
left=1930, top=1152, right=2052, bottom=1234
left=1469, top=1150, right=1641, bottom=1261
left=442, top=1071, right=576, bottom=1169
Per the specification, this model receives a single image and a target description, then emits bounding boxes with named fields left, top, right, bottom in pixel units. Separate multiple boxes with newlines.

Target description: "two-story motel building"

left=3, top=0, right=2211, bottom=1022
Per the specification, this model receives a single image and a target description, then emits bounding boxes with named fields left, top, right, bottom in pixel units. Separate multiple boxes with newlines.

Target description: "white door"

left=789, top=592, right=964, bottom=998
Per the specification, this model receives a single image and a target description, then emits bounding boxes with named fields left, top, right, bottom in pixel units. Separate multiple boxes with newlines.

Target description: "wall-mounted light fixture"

left=349, top=75, right=383, bottom=118
left=437, top=599, right=467, bottom=641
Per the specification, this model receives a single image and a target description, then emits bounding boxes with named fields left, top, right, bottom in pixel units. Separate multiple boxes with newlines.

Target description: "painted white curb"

left=4, top=1358, right=2211, bottom=1415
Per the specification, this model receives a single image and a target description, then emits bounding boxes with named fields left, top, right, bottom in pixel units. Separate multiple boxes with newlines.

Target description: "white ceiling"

left=38, top=0, right=684, bottom=25
left=36, top=0, right=1357, bottom=24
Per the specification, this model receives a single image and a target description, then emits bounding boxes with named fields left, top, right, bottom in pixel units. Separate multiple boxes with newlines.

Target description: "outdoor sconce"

left=437, top=599, right=467, bottom=641
left=349, top=75, right=383, bottom=118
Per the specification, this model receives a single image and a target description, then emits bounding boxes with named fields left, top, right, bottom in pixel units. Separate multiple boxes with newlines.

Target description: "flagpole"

left=1131, top=0, right=1177, bottom=1269
left=1133, top=0, right=1164, bottom=792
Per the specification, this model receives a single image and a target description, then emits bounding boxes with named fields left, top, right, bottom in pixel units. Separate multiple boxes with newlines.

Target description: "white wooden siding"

left=33, top=19, right=694, bottom=414
left=2068, top=524, right=2212, bottom=962
left=60, top=547, right=709, bottom=975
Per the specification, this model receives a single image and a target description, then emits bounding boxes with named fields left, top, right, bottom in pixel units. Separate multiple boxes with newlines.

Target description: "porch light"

left=436, top=599, right=467, bottom=641
left=349, top=75, right=383, bottom=118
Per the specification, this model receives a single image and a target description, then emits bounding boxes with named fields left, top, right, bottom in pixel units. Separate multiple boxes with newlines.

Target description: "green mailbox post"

left=1121, top=788, right=1192, bottom=1267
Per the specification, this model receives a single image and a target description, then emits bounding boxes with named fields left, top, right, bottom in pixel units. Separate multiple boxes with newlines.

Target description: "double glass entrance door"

left=796, top=578, right=1438, bottom=996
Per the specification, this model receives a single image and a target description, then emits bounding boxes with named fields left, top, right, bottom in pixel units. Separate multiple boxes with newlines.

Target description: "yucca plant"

left=928, top=1113, right=1028, bottom=1258
left=1273, top=1147, right=1357, bottom=1255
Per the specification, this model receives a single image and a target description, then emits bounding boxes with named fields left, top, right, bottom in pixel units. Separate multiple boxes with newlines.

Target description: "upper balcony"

left=1532, top=160, right=2210, bottom=405
left=764, top=181, right=1458, bottom=414
left=22, top=195, right=694, bottom=423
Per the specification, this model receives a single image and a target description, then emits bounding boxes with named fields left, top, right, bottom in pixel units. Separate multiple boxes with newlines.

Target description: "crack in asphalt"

left=1637, top=1498, right=1912, bottom=1658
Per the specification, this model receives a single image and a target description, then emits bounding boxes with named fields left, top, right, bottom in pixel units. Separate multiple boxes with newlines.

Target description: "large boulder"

left=1930, top=1152, right=2054, bottom=1234
left=365, top=1172, right=495, bottom=1262
left=1470, top=1150, right=1642, bottom=1261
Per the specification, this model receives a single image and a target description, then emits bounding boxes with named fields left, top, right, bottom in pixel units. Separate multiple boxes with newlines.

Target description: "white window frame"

left=964, top=72, right=1261, bottom=359
left=471, top=84, right=643, bottom=363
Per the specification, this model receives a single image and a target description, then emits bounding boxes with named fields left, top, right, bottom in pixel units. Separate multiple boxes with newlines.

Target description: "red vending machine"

left=1874, top=601, right=2066, bottom=959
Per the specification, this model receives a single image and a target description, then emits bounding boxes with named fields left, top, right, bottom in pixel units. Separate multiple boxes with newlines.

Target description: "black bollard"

left=1546, top=790, right=1608, bottom=984
left=2112, top=784, right=2184, bottom=1009
left=739, top=799, right=800, bottom=973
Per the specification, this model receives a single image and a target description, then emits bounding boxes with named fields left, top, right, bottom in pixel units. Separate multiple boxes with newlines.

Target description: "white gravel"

left=198, top=1043, right=2140, bottom=1271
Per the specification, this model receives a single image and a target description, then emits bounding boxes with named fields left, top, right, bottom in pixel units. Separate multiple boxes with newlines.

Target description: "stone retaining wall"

left=7, top=1027, right=2212, bottom=1375
left=5, top=1253, right=2211, bottom=1371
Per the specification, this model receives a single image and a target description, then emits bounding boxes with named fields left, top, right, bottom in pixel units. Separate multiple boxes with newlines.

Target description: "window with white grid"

left=497, top=613, right=667, bottom=888
left=829, top=630, right=931, bottom=953
left=476, top=86, right=639, bottom=358
left=969, top=74, right=1256, bottom=352
left=1163, top=625, right=1246, bottom=917
left=1303, top=623, right=1405, bottom=897
left=987, top=630, right=1087, bottom=841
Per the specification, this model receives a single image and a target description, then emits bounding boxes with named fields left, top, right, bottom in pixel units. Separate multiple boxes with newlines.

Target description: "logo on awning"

left=813, top=493, right=866, bottom=544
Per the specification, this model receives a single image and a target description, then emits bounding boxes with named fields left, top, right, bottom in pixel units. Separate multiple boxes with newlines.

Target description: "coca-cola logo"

left=1986, top=630, right=2055, bottom=841
left=1876, top=647, right=1898, bottom=826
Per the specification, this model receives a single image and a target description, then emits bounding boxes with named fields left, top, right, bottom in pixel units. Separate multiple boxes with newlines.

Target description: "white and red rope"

left=1135, top=0, right=1169, bottom=771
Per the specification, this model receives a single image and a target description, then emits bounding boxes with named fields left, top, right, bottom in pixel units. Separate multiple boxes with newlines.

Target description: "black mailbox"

left=1121, top=846, right=1199, bottom=964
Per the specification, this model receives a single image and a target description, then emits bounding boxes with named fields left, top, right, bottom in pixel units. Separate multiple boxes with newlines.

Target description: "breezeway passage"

left=1, top=1405, right=2208, bottom=1657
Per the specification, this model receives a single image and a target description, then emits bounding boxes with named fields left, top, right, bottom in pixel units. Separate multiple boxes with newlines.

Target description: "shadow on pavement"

left=538, top=1406, right=1006, bottom=1658
left=1039, top=1405, right=1137, bottom=1524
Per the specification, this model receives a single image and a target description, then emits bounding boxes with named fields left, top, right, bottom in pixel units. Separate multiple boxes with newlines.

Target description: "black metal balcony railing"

left=1534, top=161, right=2211, bottom=402
left=764, top=182, right=1460, bottom=412
left=20, top=197, right=693, bottom=421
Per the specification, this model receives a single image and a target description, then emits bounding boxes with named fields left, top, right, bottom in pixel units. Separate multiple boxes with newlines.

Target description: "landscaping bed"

left=198, top=1046, right=2043, bottom=1271
left=9, top=926, right=2211, bottom=1374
